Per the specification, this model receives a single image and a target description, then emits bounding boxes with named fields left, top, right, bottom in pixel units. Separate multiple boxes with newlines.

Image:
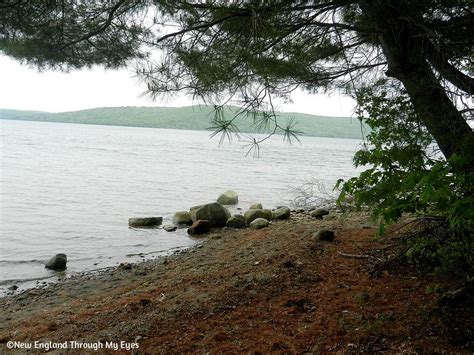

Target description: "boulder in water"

left=128, top=217, right=163, bottom=227
left=249, top=203, right=263, bottom=210
left=45, top=253, right=67, bottom=271
left=172, top=211, right=192, bottom=226
left=217, top=190, right=239, bottom=205
left=192, top=202, right=231, bottom=227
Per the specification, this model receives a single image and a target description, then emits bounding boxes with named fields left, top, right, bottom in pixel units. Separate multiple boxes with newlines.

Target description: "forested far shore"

left=0, top=105, right=364, bottom=139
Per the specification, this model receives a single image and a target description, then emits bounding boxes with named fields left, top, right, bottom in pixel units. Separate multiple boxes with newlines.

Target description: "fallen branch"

left=338, top=252, right=370, bottom=259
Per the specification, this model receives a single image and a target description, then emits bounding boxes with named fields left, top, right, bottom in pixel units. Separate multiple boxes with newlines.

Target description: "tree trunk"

left=385, top=52, right=474, bottom=168
left=360, top=2, right=474, bottom=174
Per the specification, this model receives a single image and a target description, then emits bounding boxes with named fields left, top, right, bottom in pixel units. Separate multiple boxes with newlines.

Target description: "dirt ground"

left=0, top=211, right=472, bottom=354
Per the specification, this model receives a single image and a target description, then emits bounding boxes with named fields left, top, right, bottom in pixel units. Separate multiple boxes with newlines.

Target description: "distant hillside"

left=0, top=105, right=364, bottom=139
left=0, top=108, right=49, bottom=120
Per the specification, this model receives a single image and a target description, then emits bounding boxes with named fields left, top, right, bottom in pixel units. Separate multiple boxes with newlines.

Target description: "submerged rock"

left=172, top=211, right=192, bottom=226
left=192, top=202, right=231, bottom=227
left=128, top=217, right=163, bottom=227
left=187, top=220, right=212, bottom=235
left=217, top=190, right=239, bottom=205
left=45, top=253, right=67, bottom=271
left=249, top=218, right=269, bottom=229
left=226, top=214, right=246, bottom=228
left=272, top=206, right=291, bottom=220
left=249, top=203, right=263, bottom=210
left=163, top=224, right=177, bottom=232
left=244, top=209, right=273, bottom=225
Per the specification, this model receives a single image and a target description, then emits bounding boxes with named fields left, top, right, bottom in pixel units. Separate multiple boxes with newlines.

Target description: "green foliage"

left=405, top=223, right=474, bottom=277
left=338, top=81, right=473, bottom=227
left=337, top=80, right=473, bottom=276
left=0, top=1, right=148, bottom=69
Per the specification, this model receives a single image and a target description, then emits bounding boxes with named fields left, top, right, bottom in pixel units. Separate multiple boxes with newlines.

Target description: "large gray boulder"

left=249, top=218, right=269, bottom=229
left=187, top=220, right=212, bottom=235
left=45, top=253, right=67, bottom=270
left=272, top=206, right=291, bottom=220
left=244, top=209, right=273, bottom=225
left=192, top=202, right=231, bottom=227
left=172, top=211, right=192, bottom=225
left=217, top=190, right=239, bottom=205
left=128, top=217, right=163, bottom=227
left=226, top=214, right=246, bottom=228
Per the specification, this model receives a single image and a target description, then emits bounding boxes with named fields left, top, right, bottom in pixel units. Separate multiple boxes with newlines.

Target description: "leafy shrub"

left=337, top=80, right=473, bottom=277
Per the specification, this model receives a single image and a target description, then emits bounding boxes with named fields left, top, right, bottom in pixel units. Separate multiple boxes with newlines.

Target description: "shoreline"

left=0, top=243, right=195, bottom=298
left=0, top=211, right=471, bottom=353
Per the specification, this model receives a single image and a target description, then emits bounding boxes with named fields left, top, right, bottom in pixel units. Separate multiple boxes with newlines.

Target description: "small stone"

left=45, top=253, right=67, bottom=270
left=139, top=298, right=151, bottom=306
left=163, top=224, right=177, bottom=232
left=8, top=285, right=18, bottom=291
left=309, top=209, right=330, bottom=219
left=119, top=262, right=132, bottom=270
left=187, top=220, right=212, bottom=235
left=249, top=218, right=269, bottom=229
left=128, top=217, right=163, bottom=227
left=314, top=229, right=335, bottom=242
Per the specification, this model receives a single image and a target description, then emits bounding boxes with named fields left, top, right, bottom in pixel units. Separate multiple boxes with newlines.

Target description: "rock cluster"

left=126, top=190, right=335, bottom=242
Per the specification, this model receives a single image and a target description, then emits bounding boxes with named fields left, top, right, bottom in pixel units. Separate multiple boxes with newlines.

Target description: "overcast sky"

left=0, top=55, right=356, bottom=117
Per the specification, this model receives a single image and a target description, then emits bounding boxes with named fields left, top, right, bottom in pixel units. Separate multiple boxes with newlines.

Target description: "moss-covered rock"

left=217, top=190, right=239, bottom=205
left=244, top=209, right=273, bottom=225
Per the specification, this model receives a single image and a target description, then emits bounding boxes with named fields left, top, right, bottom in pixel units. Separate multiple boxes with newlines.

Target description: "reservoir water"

left=0, top=119, right=362, bottom=294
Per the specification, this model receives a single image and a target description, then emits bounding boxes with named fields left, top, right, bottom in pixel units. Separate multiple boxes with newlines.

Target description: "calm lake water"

left=0, top=120, right=361, bottom=294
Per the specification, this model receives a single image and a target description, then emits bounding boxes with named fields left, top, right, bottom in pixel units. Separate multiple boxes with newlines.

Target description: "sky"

left=0, top=55, right=356, bottom=117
